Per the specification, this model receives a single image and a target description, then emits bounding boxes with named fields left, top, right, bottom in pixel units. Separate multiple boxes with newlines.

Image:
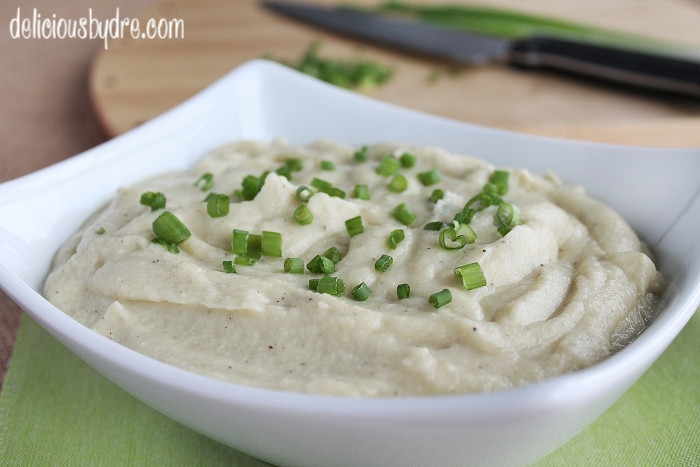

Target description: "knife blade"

left=263, top=0, right=700, bottom=97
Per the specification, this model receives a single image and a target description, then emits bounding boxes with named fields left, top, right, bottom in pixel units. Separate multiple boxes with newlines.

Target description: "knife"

left=262, top=0, right=700, bottom=97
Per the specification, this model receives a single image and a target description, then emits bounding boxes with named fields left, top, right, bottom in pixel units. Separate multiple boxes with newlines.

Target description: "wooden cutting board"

left=89, top=0, right=700, bottom=146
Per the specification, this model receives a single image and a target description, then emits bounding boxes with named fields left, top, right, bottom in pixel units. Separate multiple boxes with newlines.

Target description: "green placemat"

left=1, top=311, right=698, bottom=466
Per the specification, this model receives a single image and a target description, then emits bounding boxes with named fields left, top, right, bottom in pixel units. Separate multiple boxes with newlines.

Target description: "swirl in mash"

left=43, top=140, right=663, bottom=396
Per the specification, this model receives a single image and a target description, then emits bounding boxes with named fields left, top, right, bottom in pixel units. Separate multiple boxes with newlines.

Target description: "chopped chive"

left=152, top=211, right=191, bottom=246
left=296, top=185, right=314, bottom=202
left=234, top=256, right=257, bottom=266
left=429, top=289, right=452, bottom=308
left=465, top=193, right=497, bottom=212
left=399, top=152, right=416, bottom=168
left=439, top=221, right=477, bottom=250
left=239, top=174, right=264, bottom=200
left=307, top=254, right=335, bottom=274
left=247, top=233, right=262, bottom=259
left=308, top=278, right=320, bottom=291
left=310, top=177, right=333, bottom=191
left=327, top=187, right=346, bottom=198
left=375, top=254, right=393, bottom=272
left=140, top=191, right=166, bottom=211
left=453, top=208, right=475, bottom=225
left=275, top=165, right=292, bottom=180
left=316, top=276, right=345, bottom=296
left=285, top=158, right=303, bottom=172
left=320, top=160, right=336, bottom=171
left=496, top=202, right=521, bottom=231
left=490, top=170, right=510, bottom=195
left=391, top=202, right=416, bottom=225
left=376, top=155, right=400, bottom=176
left=352, top=282, right=372, bottom=301
left=353, top=184, right=370, bottom=200
left=345, top=216, right=364, bottom=237
left=387, top=229, right=405, bottom=249
left=231, top=229, right=249, bottom=255
left=284, top=257, right=304, bottom=274
left=322, top=246, right=343, bottom=264
left=206, top=193, right=230, bottom=218
left=455, top=262, right=487, bottom=290
left=261, top=231, right=282, bottom=257
left=428, top=188, right=444, bottom=203
left=222, top=260, right=237, bottom=273
left=424, top=221, right=444, bottom=231
left=388, top=173, right=408, bottom=193
left=397, top=283, right=411, bottom=299
left=354, top=145, right=369, bottom=162
left=95, top=227, right=106, bottom=235
left=293, top=205, right=314, bottom=225
left=194, top=173, right=214, bottom=191
left=417, top=168, right=441, bottom=186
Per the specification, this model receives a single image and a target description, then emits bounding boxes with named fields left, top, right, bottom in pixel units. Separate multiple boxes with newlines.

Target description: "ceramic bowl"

left=0, top=60, right=698, bottom=466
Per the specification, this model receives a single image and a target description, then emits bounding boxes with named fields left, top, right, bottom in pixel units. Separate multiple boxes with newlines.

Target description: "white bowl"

left=0, top=60, right=698, bottom=467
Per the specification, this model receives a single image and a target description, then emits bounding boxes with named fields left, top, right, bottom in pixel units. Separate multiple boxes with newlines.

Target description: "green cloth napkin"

left=1, top=312, right=698, bottom=466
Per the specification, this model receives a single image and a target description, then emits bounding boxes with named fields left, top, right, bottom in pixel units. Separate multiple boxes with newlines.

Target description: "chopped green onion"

left=376, top=155, right=400, bottom=176
left=424, top=221, right=444, bottom=231
left=294, top=205, right=314, bottom=225
left=439, top=221, right=477, bottom=250
left=391, top=202, right=416, bottom=225
left=320, top=160, right=336, bottom=171
left=247, top=233, right=262, bottom=259
left=353, top=184, right=370, bottom=200
left=194, top=173, right=214, bottom=191
left=417, top=168, right=441, bottom=186
left=322, top=246, right=343, bottom=264
left=465, top=192, right=498, bottom=211
left=311, top=177, right=345, bottom=198
left=95, top=227, right=106, bottom=235
left=455, top=262, right=487, bottom=290
left=399, top=152, right=416, bottom=168
left=285, top=158, right=303, bottom=172
left=261, top=231, right=282, bottom=257
left=354, top=145, right=369, bottom=162
left=345, top=216, right=364, bottom=237
left=234, top=256, right=257, bottom=266
left=490, top=170, right=510, bottom=195
left=222, top=260, right=237, bottom=273
left=496, top=202, right=521, bottom=228
left=375, top=254, right=393, bottom=272
left=275, top=165, right=292, bottom=180
left=388, top=173, right=408, bottom=193
left=387, top=229, right=405, bottom=249
left=307, top=254, right=335, bottom=274
left=206, top=193, right=230, bottom=218
left=429, top=189, right=444, bottom=203
left=140, top=191, right=166, bottom=211
left=429, top=289, right=452, bottom=308
left=284, top=257, right=304, bottom=274
left=308, top=278, right=320, bottom=291
left=296, top=185, right=314, bottom=202
left=238, top=174, right=265, bottom=200
left=397, top=283, right=411, bottom=299
left=352, top=282, right=372, bottom=301
left=327, top=187, right=346, bottom=198
left=152, top=211, right=191, bottom=246
left=453, top=208, right=475, bottom=225
left=231, top=229, right=249, bottom=255
left=316, top=276, right=345, bottom=296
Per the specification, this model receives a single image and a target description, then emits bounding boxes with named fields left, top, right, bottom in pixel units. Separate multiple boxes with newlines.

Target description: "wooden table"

left=2, top=0, right=700, bottom=388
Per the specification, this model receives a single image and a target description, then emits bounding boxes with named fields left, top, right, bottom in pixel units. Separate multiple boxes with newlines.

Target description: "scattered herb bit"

left=308, top=278, right=320, bottom=291
left=152, top=211, right=191, bottom=252
left=375, top=254, right=393, bottom=272
left=399, top=152, right=416, bottom=168
left=353, top=184, right=370, bottom=200
left=307, top=254, right=335, bottom=274
left=296, top=185, right=314, bottom=202
left=231, top=229, right=249, bottom=256
left=428, top=188, right=444, bottom=203
left=284, top=257, right=305, bottom=274
left=455, top=262, right=487, bottom=290
left=417, top=168, right=441, bottom=186
left=311, top=177, right=345, bottom=198
left=194, top=173, right=214, bottom=191
left=261, top=231, right=282, bottom=257
left=294, top=205, right=314, bottom=225
left=388, top=173, right=408, bottom=193
left=285, top=158, right=304, bottom=172
left=322, top=246, right=343, bottom=264
left=391, top=202, right=416, bottom=225
left=376, top=155, right=401, bottom=176
left=237, top=173, right=266, bottom=200
left=320, top=160, right=336, bottom=171
left=397, top=283, right=411, bottom=299
left=140, top=191, right=166, bottom=211
left=352, top=282, right=372, bottom=301
left=429, top=289, right=452, bottom=308
left=275, top=165, right=292, bottom=180
left=495, top=202, right=521, bottom=236
left=222, top=260, right=237, bottom=273
left=354, top=145, right=369, bottom=162
left=439, top=221, right=477, bottom=250
left=316, top=275, right=346, bottom=296
left=387, top=229, right=405, bottom=249
left=345, top=216, right=365, bottom=237
left=95, top=227, right=106, bottom=235
left=424, top=221, right=444, bottom=231
left=234, top=256, right=257, bottom=266
left=206, top=193, right=230, bottom=218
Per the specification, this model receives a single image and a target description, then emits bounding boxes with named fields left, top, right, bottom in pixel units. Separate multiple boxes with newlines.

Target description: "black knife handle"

left=509, top=36, right=700, bottom=97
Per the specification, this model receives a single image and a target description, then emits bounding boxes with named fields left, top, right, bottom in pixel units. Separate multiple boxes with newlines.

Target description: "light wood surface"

left=90, top=0, right=700, bottom=146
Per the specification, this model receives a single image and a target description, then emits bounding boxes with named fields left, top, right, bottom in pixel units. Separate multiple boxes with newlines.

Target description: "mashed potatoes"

left=43, top=140, right=663, bottom=396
